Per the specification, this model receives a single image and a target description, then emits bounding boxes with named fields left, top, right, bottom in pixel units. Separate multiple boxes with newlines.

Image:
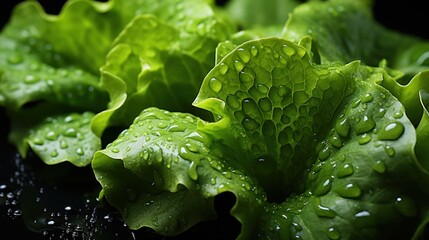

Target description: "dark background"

left=1, top=0, right=429, bottom=39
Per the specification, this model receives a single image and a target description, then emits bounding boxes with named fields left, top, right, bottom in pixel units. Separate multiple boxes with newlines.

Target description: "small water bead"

left=314, top=178, right=332, bottom=196
left=318, top=145, right=331, bottom=161
left=24, top=75, right=39, bottom=84
left=328, top=135, right=343, bottom=148
left=76, top=148, right=84, bottom=155
left=239, top=69, right=254, bottom=85
left=281, top=44, right=296, bottom=57
left=314, top=203, right=336, bottom=218
left=355, top=115, right=376, bottom=134
left=378, top=121, right=404, bottom=140
left=336, top=183, right=361, bottom=198
left=337, top=163, right=354, bottom=178
left=277, top=85, right=291, bottom=97
left=335, top=118, right=350, bottom=137
left=45, top=131, right=58, bottom=141
left=250, top=46, right=258, bottom=56
left=358, top=133, right=372, bottom=145
left=384, top=145, right=395, bottom=157
left=237, top=48, right=251, bottom=63
left=219, top=63, right=229, bottom=75
left=110, top=148, right=120, bottom=153
left=32, top=137, right=44, bottom=145
left=234, top=60, right=244, bottom=72
left=372, top=160, right=386, bottom=174
left=209, top=77, right=222, bottom=93
left=361, top=93, right=374, bottom=103
left=327, top=227, right=340, bottom=240
left=50, top=150, right=59, bottom=157
left=64, top=128, right=78, bottom=137
left=394, top=196, right=417, bottom=217
left=394, top=110, right=404, bottom=119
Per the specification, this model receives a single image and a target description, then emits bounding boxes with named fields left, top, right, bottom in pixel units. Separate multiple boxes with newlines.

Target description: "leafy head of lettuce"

left=92, top=36, right=429, bottom=239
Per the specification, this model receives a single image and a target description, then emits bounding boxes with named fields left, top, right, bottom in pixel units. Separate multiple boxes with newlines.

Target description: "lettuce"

left=2, top=0, right=429, bottom=239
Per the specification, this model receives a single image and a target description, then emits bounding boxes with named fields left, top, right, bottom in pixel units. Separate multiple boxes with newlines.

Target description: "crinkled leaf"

left=9, top=104, right=100, bottom=167
left=225, top=0, right=300, bottom=29
left=281, top=0, right=429, bottom=82
left=92, top=0, right=237, bottom=136
left=94, top=37, right=428, bottom=239
left=93, top=107, right=265, bottom=237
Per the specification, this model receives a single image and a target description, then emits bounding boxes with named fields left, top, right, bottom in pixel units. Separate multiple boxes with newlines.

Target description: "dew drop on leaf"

left=378, top=121, right=404, bottom=140
left=209, top=77, right=222, bottom=93
left=336, top=183, right=361, bottom=198
left=337, top=163, right=354, bottom=178
left=372, top=160, right=386, bottom=174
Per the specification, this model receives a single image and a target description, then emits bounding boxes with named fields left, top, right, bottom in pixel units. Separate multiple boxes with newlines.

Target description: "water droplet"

left=337, top=163, right=354, bottom=178
left=378, top=121, right=404, bottom=140
left=329, top=135, right=343, bottom=148
left=111, top=148, right=120, bottom=153
left=185, top=142, right=199, bottom=153
left=335, top=118, right=350, bottom=137
left=358, top=133, right=372, bottom=145
left=314, top=202, right=336, bottom=218
left=24, top=75, right=39, bottom=84
left=188, top=161, right=198, bottom=180
left=384, top=145, right=395, bottom=157
left=318, top=145, right=331, bottom=161
left=219, top=63, right=229, bottom=75
left=209, top=77, right=222, bottom=93
left=237, top=48, right=251, bottom=63
left=327, top=227, right=340, bottom=240
left=282, top=44, right=296, bottom=57
left=234, top=60, right=244, bottom=72
left=50, top=150, right=58, bottom=157
left=394, top=110, right=404, bottom=119
left=314, top=178, right=332, bottom=196
left=64, top=128, right=77, bottom=137
left=394, top=196, right=417, bottom=217
left=355, top=115, right=376, bottom=134
left=336, top=183, right=361, bottom=198
left=76, top=147, right=84, bottom=155
left=45, top=131, right=58, bottom=141
left=32, top=137, right=44, bottom=145
left=354, top=210, right=371, bottom=218
left=239, top=70, right=254, bottom=85
left=372, top=160, right=386, bottom=173
left=361, top=93, right=374, bottom=103
left=250, top=46, right=258, bottom=56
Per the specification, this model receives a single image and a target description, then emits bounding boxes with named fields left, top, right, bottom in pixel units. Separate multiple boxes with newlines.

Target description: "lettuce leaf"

left=93, top=37, right=429, bottom=239
left=91, top=0, right=237, bottom=137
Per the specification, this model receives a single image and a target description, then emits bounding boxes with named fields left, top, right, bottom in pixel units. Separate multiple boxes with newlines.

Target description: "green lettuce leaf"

left=281, top=0, right=429, bottom=82
left=9, top=104, right=100, bottom=167
left=91, top=0, right=237, bottom=137
left=93, top=37, right=429, bottom=239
